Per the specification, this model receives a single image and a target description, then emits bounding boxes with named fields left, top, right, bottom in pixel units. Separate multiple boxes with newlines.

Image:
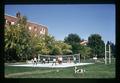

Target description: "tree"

left=51, top=46, right=62, bottom=55
left=88, top=34, right=105, bottom=58
left=61, top=42, right=72, bottom=55
left=41, top=35, right=55, bottom=55
left=16, top=15, right=32, bottom=61
left=64, top=33, right=81, bottom=45
left=52, top=40, right=72, bottom=55
left=5, top=24, right=21, bottom=62
left=80, top=45, right=92, bottom=60
left=34, top=35, right=72, bottom=55
left=32, top=34, right=56, bottom=55
left=5, top=15, right=32, bottom=62
left=64, top=33, right=81, bottom=54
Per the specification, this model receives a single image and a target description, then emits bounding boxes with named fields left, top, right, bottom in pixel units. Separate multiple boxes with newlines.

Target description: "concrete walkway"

left=9, top=63, right=94, bottom=68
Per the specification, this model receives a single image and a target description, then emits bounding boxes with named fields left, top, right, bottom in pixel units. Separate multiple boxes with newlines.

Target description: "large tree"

left=64, top=33, right=81, bottom=54
left=51, top=40, right=72, bottom=55
left=80, top=45, right=92, bottom=60
left=88, top=34, right=105, bottom=58
left=33, top=34, right=72, bottom=55
left=5, top=24, right=22, bottom=62
left=16, top=16, right=32, bottom=60
left=5, top=15, right=32, bottom=62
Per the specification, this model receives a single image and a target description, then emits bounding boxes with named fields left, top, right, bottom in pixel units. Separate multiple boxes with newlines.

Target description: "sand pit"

left=9, top=63, right=94, bottom=68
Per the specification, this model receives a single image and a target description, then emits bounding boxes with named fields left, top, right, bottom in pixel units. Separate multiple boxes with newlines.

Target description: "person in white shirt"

left=67, top=57, right=71, bottom=63
left=58, top=57, right=62, bottom=64
left=52, top=58, right=56, bottom=66
left=47, top=57, right=50, bottom=63
left=42, top=58, right=46, bottom=64
left=74, top=57, right=76, bottom=64
left=34, top=57, right=37, bottom=65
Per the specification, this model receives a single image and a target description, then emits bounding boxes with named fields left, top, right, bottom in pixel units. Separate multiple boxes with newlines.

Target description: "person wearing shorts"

left=52, top=58, right=56, bottom=66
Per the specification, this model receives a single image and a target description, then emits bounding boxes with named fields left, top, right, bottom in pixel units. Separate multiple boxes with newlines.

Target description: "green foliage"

left=18, top=16, right=27, bottom=25
left=5, top=59, right=115, bottom=78
left=52, top=41, right=72, bottom=55
left=61, top=42, right=72, bottom=54
left=80, top=45, right=92, bottom=59
left=64, top=33, right=81, bottom=54
left=5, top=15, right=113, bottom=62
left=88, top=34, right=105, bottom=57
left=64, top=33, right=81, bottom=45
left=30, top=34, right=72, bottom=55
left=51, top=46, right=62, bottom=55
left=5, top=15, right=32, bottom=62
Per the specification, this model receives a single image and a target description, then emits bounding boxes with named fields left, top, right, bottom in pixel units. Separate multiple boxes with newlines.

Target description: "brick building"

left=5, top=12, right=48, bottom=36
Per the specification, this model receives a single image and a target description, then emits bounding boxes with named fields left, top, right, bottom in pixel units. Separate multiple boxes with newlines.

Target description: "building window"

left=11, top=22, right=15, bottom=25
left=34, top=27, right=37, bottom=31
left=35, top=34, right=37, bottom=37
left=42, top=29, right=45, bottom=34
left=42, top=28, right=44, bottom=32
left=5, top=19, right=8, bottom=23
left=40, top=31, right=43, bottom=34
left=40, top=31, right=41, bottom=34
left=40, top=28, right=43, bottom=34
left=43, top=29, right=45, bottom=34
left=29, top=26, right=32, bottom=30
left=17, top=24, right=20, bottom=27
left=39, top=28, right=45, bottom=35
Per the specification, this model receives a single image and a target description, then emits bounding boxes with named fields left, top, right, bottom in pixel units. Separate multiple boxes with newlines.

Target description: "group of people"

left=31, top=57, right=37, bottom=65
left=41, top=57, right=50, bottom=64
left=31, top=56, right=63, bottom=66
left=31, top=57, right=50, bottom=65
left=52, top=56, right=63, bottom=66
left=31, top=56, right=78, bottom=65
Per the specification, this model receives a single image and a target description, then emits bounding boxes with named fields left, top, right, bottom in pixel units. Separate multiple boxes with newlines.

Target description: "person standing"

left=59, top=56, right=63, bottom=64
left=52, top=58, right=56, bottom=66
left=74, top=57, right=76, bottom=64
left=34, top=57, right=37, bottom=65
left=47, top=57, right=50, bottom=63
left=42, top=58, right=46, bottom=64
left=67, top=57, right=71, bottom=63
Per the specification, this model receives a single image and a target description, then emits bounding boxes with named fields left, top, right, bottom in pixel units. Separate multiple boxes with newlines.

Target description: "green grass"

left=5, top=58, right=115, bottom=78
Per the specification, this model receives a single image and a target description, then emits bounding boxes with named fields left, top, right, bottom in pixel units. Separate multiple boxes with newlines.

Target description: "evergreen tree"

left=88, top=34, right=105, bottom=58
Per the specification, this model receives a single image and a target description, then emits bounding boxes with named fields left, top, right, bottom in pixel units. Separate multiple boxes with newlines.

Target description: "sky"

left=5, top=4, right=115, bottom=44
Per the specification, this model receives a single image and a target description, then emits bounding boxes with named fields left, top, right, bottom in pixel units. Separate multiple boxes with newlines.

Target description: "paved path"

left=9, top=63, right=94, bottom=68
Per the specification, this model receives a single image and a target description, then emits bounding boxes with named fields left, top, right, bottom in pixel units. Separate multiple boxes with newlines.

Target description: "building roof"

left=5, top=14, right=48, bottom=29
left=80, top=40, right=88, bottom=45
left=5, top=15, right=17, bottom=22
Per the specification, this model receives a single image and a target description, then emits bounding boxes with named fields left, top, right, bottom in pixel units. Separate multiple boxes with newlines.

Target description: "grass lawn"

left=5, top=58, right=115, bottom=78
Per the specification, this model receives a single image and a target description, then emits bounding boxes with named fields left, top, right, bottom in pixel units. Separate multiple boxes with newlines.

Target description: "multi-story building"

left=5, top=12, right=48, bottom=36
